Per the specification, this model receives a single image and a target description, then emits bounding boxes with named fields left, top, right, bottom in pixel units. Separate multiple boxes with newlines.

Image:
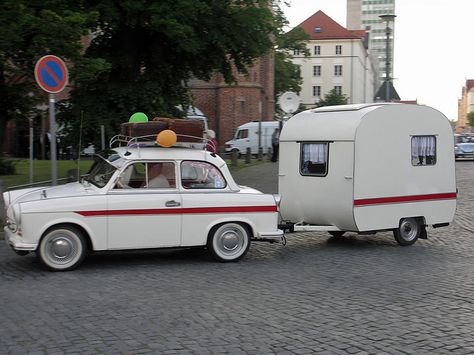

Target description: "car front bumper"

left=4, top=227, right=37, bottom=251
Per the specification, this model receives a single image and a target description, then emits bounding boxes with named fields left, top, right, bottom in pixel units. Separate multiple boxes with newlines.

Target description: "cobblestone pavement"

left=0, top=162, right=473, bottom=354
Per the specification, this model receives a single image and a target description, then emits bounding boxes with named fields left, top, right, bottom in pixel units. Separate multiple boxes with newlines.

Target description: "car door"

left=106, top=161, right=182, bottom=249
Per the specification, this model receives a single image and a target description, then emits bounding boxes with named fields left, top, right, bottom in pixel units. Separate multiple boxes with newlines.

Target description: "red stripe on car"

left=76, top=205, right=278, bottom=217
left=354, top=192, right=457, bottom=207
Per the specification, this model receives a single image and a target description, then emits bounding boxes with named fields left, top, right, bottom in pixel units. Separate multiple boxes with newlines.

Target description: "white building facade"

left=291, top=10, right=378, bottom=107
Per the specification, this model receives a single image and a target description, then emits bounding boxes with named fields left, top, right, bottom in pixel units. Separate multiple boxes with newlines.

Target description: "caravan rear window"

left=411, top=136, right=436, bottom=166
left=300, top=142, right=329, bottom=176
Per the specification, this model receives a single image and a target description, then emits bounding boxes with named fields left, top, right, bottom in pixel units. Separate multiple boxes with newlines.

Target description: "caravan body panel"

left=279, top=103, right=456, bottom=233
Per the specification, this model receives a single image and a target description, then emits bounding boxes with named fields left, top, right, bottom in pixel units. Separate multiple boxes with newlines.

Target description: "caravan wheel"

left=393, top=218, right=420, bottom=246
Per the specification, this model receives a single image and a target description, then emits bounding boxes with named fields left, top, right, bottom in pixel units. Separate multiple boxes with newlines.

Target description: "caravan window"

left=411, top=136, right=436, bottom=166
left=300, top=142, right=329, bottom=176
left=236, top=129, right=249, bottom=139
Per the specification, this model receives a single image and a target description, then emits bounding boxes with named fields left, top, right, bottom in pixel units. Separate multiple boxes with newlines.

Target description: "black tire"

left=328, top=231, right=345, bottom=238
left=207, top=223, right=251, bottom=262
left=38, top=226, right=87, bottom=271
left=393, top=218, right=421, bottom=246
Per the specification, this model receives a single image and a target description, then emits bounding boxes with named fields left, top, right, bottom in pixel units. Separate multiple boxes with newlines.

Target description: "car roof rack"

left=109, top=134, right=212, bottom=151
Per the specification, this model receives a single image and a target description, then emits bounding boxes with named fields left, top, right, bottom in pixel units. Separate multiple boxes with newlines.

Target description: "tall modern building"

left=347, top=0, right=396, bottom=86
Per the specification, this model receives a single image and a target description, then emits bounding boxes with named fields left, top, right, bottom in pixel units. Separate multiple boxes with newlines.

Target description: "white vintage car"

left=3, top=138, right=283, bottom=271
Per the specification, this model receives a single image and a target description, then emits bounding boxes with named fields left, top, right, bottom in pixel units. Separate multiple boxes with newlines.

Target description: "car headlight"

left=6, top=217, right=18, bottom=233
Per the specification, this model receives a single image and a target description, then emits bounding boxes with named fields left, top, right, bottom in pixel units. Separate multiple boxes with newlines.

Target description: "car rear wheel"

left=393, top=218, right=420, bottom=246
left=38, top=226, right=87, bottom=271
left=208, top=223, right=250, bottom=262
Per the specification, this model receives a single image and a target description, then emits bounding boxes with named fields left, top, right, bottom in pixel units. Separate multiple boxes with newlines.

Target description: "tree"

left=317, top=88, right=348, bottom=107
left=467, top=112, right=474, bottom=128
left=0, top=1, right=98, bottom=153
left=61, top=0, right=283, bottom=146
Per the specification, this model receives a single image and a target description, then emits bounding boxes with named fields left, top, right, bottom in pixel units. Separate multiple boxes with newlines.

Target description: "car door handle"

left=165, top=200, right=181, bottom=207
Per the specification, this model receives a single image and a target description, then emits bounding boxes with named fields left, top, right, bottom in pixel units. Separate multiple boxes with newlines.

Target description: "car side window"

left=114, top=163, right=146, bottom=189
left=144, top=162, right=176, bottom=188
left=181, top=161, right=226, bottom=189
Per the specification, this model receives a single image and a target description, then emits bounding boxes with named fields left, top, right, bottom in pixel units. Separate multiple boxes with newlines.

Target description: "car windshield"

left=84, top=150, right=125, bottom=188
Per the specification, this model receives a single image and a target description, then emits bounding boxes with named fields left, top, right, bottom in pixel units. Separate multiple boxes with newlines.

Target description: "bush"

left=0, top=158, right=16, bottom=175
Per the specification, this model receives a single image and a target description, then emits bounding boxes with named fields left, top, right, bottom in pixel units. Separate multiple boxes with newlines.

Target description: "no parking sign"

left=34, top=55, right=68, bottom=94
left=34, top=55, right=68, bottom=185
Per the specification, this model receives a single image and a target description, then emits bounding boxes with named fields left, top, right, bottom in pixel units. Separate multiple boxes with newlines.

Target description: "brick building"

left=188, top=54, right=275, bottom=147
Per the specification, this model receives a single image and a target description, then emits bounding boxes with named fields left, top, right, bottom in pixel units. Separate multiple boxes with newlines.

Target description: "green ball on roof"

left=129, top=112, right=148, bottom=123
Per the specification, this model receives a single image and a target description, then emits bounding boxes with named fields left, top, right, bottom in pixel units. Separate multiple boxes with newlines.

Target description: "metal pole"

left=49, top=93, right=57, bottom=185
left=385, top=22, right=391, bottom=102
left=29, top=119, right=33, bottom=184
left=101, top=125, right=105, bottom=150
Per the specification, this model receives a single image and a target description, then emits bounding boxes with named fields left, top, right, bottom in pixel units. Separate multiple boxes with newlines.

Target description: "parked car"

left=455, top=142, right=474, bottom=160
left=3, top=137, right=283, bottom=271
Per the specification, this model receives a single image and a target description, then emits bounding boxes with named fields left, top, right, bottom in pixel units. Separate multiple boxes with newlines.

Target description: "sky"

left=281, top=0, right=474, bottom=121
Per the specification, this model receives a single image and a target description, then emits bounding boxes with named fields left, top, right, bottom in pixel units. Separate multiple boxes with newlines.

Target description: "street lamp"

left=379, top=14, right=396, bottom=102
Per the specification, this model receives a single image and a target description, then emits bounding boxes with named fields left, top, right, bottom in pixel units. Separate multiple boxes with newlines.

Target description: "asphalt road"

left=0, top=161, right=473, bottom=354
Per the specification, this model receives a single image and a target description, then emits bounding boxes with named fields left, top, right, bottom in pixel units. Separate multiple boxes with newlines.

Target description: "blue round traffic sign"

left=34, top=55, right=69, bottom=94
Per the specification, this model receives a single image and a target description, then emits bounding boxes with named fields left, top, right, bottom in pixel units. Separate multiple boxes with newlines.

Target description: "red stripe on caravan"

left=354, top=192, right=457, bottom=207
left=76, top=205, right=278, bottom=217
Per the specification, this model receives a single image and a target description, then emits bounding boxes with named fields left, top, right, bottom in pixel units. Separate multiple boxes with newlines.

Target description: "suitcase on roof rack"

left=120, top=121, right=168, bottom=137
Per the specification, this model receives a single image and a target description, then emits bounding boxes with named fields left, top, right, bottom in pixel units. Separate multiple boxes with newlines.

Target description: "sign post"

left=34, top=55, right=68, bottom=185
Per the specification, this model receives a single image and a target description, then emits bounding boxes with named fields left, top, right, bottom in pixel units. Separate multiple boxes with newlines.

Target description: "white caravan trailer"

left=278, top=103, right=457, bottom=246
left=225, top=121, right=280, bottom=155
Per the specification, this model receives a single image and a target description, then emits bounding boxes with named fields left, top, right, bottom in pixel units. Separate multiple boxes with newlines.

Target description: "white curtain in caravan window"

left=303, top=143, right=327, bottom=163
left=411, top=136, right=435, bottom=158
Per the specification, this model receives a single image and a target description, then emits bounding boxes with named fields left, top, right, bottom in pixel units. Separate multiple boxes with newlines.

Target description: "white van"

left=278, top=103, right=457, bottom=246
left=225, top=121, right=281, bottom=155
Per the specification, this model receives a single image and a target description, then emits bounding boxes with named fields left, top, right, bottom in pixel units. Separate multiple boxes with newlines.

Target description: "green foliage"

left=0, top=158, right=16, bottom=175
left=59, top=0, right=282, bottom=146
left=317, top=88, right=349, bottom=107
left=467, top=112, right=474, bottom=127
left=0, top=0, right=98, bottom=144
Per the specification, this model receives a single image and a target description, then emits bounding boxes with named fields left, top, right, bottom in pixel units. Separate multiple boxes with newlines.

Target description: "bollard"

left=258, top=147, right=263, bottom=161
left=267, top=147, right=272, bottom=160
left=245, top=147, right=251, bottom=164
left=231, top=149, right=238, bottom=167
left=0, top=179, right=4, bottom=226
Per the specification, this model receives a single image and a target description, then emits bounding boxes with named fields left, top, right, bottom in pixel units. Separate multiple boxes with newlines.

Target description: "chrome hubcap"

left=400, top=219, right=418, bottom=241
left=215, top=224, right=247, bottom=258
left=47, top=236, right=77, bottom=263
left=221, top=231, right=240, bottom=251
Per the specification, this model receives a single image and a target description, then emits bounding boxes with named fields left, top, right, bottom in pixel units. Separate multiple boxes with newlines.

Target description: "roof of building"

left=465, top=79, right=474, bottom=92
left=297, top=10, right=365, bottom=40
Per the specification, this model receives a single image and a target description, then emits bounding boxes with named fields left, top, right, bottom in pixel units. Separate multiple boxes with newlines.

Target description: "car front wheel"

left=208, top=223, right=250, bottom=262
left=393, top=218, right=421, bottom=246
left=38, top=226, right=87, bottom=271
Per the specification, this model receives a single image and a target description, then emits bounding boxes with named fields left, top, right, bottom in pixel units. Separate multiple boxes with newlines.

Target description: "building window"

left=334, top=65, right=343, bottom=76
left=314, top=27, right=322, bottom=33
left=312, top=86, right=321, bottom=97
left=334, top=86, right=342, bottom=95
left=301, top=142, right=329, bottom=176
left=313, top=65, right=321, bottom=76
left=411, top=136, right=436, bottom=166
left=293, top=49, right=300, bottom=56
left=314, top=45, right=321, bottom=56
left=336, top=45, right=342, bottom=55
